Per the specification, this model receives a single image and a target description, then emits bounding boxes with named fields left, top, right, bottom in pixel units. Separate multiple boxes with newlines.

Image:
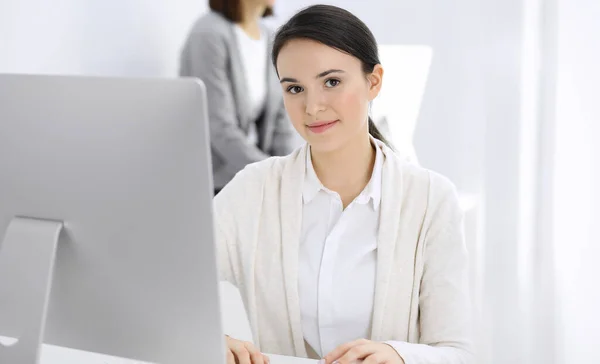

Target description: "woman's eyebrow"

left=316, top=69, right=345, bottom=78
left=279, top=77, right=298, bottom=84
left=279, top=69, right=345, bottom=84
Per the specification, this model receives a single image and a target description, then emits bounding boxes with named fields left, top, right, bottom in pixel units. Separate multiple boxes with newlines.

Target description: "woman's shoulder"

left=228, top=155, right=289, bottom=189
left=404, top=163, right=456, bottom=195
left=187, top=11, right=233, bottom=38
left=214, top=145, right=305, bottom=203
left=382, top=145, right=458, bottom=204
left=382, top=153, right=462, bottom=230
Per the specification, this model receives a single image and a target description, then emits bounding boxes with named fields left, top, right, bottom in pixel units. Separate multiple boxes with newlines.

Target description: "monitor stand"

left=0, top=217, right=64, bottom=364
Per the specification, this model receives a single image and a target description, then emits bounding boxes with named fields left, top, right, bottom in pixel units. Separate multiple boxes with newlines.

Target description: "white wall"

left=553, top=0, right=600, bottom=363
left=480, top=0, right=533, bottom=361
left=484, top=0, right=600, bottom=362
left=0, top=0, right=206, bottom=77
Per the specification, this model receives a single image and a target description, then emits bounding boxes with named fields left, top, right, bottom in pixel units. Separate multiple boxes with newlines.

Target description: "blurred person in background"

left=180, top=0, right=298, bottom=195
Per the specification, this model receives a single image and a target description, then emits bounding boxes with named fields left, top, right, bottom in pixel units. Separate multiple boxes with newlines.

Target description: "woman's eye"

left=287, top=85, right=303, bottom=94
left=325, top=79, right=340, bottom=88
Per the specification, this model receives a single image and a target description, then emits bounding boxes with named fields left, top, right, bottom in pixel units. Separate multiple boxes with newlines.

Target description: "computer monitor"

left=0, top=74, right=225, bottom=364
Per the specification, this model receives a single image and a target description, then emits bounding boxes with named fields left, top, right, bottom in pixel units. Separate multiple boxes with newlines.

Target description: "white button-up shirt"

left=233, top=25, right=267, bottom=146
left=298, top=140, right=384, bottom=357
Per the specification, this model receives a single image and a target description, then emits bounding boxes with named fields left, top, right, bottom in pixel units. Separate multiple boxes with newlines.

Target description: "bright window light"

left=371, top=45, right=433, bottom=164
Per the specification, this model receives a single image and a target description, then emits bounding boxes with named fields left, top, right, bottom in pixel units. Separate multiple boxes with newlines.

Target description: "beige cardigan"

left=213, top=141, right=474, bottom=363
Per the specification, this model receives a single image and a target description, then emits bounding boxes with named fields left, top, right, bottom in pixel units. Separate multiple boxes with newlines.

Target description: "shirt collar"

left=302, top=148, right=322, bottom=204
left=302, top=136, right=384, bottom=210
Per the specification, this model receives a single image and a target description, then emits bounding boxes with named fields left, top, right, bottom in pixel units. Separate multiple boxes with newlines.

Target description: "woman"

left=180, top=0, right=298, bottom=194
left=216, top=5, right=473, bottom=364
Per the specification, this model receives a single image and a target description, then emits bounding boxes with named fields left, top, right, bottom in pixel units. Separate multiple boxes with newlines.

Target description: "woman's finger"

left=244, top=341, right=266, bottom=364
left=226, top=349, right=236, bottom=364
left=324, top=338, right=371, bottom=363
left=230, top=340, right=252, bottom=364
left=362, top=352, right=386, bottom=364
left=247, top=349, right=265, bottom=364
left=334, top=343, right=380, bottom=364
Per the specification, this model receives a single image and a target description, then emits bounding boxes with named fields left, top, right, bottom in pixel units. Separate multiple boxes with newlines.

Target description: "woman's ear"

left=367, top=64, right=384, bottom=101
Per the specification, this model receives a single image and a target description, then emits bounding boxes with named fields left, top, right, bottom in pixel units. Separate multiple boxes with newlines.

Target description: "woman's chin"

left=307, top=138, right=343, bottom=154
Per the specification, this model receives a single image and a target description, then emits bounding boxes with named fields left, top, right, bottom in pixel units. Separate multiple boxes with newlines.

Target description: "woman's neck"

left=237, top=3, right=266, bottom=39
left=311, top=132, right=376, bottom=207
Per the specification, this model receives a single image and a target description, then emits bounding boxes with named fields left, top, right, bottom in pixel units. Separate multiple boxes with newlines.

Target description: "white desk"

left=0, top=336, right=317, bottom=364
left=34, top=341, right=318, bottom=364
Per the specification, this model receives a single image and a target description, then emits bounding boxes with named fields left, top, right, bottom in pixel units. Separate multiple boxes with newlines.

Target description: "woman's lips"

left=306, top=120, right=339, bottom=134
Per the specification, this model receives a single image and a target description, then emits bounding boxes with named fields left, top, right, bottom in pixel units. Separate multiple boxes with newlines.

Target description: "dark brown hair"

left=209, top=0, right=273, bottom=22
left=271, top=4, right=391, bottom=147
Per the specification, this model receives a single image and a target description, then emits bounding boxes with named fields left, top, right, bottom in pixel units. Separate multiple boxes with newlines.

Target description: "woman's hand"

left=323, top=339, right=405, bottom=364
left=225, top=335, right=270, bottom=364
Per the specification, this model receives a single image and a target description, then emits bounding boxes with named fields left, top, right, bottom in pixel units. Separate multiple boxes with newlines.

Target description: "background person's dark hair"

left=271, top=4, right=391, bottom=147
left=210, top=0, right=273, bottom=23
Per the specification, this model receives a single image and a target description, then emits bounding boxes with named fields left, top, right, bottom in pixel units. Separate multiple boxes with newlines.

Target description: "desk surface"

left=267, top=354, right=318, bottom=364
left=35, top=341, right=318, bottom=364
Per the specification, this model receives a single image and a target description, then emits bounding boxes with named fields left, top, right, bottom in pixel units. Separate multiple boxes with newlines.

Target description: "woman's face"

left=276, top=39, right=383, bottom=153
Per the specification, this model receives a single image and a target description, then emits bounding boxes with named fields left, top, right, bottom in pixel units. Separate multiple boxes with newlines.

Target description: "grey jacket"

left=179, top=11, right=299, bottom=190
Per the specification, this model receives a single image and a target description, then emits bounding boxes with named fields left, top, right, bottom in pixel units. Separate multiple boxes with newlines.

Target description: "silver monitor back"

left=0, top=74, right=225, bottom=364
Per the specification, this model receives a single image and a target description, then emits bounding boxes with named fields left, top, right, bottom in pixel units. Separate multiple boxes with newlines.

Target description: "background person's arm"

left=180, top=30, right=268, bottom=172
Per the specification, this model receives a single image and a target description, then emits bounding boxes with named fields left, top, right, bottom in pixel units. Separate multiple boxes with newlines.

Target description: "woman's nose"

left=304, top=91, right=327, bottom=117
